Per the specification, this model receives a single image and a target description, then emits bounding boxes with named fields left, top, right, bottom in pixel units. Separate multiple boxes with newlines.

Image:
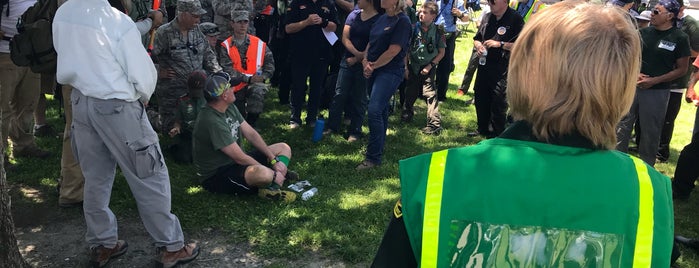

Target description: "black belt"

left=1, top=36, right=11, bottom=41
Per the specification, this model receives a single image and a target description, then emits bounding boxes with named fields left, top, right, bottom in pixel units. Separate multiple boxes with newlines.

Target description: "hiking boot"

left=89, top=240, right=128, bottom=268
left=15, top=146, right=51, bottom=159
left=285, top=170, right=300, bottom=182
left=356, top=160, right=377, bottom=170
left=156, top=243, right=200, bottom=268
left=258, top=188, right=297, bottom=202
left=421, top=126, right=443, bottom=135
left=34, top=124, right=57, bottom=137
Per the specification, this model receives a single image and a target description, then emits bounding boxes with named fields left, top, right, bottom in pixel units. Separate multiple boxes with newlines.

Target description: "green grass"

left=8, top=25, right=699, bottom=267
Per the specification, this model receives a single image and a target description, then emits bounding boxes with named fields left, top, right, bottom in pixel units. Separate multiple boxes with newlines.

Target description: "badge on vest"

left=497, top=26, right=507, bottom=35
left=658, top=40, right=676, bottom=51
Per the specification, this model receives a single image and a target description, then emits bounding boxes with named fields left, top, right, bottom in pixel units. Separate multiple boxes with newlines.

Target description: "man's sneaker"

left=34, top=124, right=57, bottom=137
left=258, top=188, right=297, bottom=202
left=456, top=88, right=465, bottom=96
left=421, top=126, right=443, bottom=135
left=156, top=243, right=200, bottom=268
left=14, top=147, right=51, bottom=159
left=289, top=121, right=301, bottom=129
left=464, top=98, right=474, bottom=106
left=89, top=240, right=128, bottom=268
left=400, top=111, right=413, bottom=123
left=356, top=160, right=377, bottom=170
left=285, top=170, right=300, bottom=182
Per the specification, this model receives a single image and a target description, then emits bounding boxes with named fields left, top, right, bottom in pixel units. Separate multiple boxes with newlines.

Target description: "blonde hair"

left=507, top=1, right=640, bottom=149
left=421, top=1, right=439, bottom=15
left=395, top=0, right=407, bottom=13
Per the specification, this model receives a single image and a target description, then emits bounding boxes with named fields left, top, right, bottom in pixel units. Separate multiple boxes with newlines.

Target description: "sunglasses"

left=652, top=8, right=669, bottom=15
left=201, top=27, right=219, bottom=35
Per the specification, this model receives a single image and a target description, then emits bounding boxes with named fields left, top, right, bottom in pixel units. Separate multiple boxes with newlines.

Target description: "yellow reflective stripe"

left=420, top=150, right=448, bottom=268
left=630, top=156, right=654, bottom=268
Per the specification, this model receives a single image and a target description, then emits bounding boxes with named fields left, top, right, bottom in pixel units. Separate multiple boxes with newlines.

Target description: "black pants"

left=658, top=91, right=683, bottom=160
left=673, top=120, right=699, bottom=198
left=436, top=32, right=457, bottom=101
left=271, top=36, right=291, bottom=104
left=474, top=69, right=507, bottom=137
left=290, top=55, right=328, bottom=124
left=459, top=48, right=479, bottom=93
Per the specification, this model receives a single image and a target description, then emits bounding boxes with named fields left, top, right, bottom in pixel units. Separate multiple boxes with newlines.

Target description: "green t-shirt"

left=175, top=96, right=206, bottom=133
left=408, top=22, right=446, bottom=75
left=640, top=26, right=690, bottom=89
left=192, top=105, right=246, bottom=179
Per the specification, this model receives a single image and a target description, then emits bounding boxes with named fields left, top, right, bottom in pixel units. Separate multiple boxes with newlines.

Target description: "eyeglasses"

left=652, top=8, right=668, bottom=15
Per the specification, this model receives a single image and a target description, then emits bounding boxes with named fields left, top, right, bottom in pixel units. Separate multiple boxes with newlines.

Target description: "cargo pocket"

left=126, top=134, right=161, bottom=178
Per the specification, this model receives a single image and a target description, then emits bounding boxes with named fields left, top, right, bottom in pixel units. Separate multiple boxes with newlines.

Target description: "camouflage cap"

left=205, top=73, right=232, bottom=98
left=199, top=22, right=220, bottom=36
left=231, top=10, right=250, bottom=22
left=177, top=0, right=207, bottom=16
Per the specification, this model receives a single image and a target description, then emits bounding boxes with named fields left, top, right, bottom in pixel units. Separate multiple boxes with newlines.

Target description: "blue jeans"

left=327, top=59, right=367, bottom=136
left=365, top=68, right=404, bottom=165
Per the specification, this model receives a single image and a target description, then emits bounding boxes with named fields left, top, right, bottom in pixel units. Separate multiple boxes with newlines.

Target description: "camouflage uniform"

left=200, top=0, right=215, bottom=23
left=221, top=34, right=275, bottom=125
left=212, top=0, right=255, bottom=38
left=152, top=17, right=226, bottom=132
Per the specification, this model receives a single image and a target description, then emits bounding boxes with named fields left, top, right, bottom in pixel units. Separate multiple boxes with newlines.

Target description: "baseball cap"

left=636, top=10, right=652, bottom=21
left=199, top=22, right=220, bottom=36
left=205, top=72, right=232, bottom=98
left=231, top=10, right=250, bottom=22
left=177, top=0, right=207, bottom=16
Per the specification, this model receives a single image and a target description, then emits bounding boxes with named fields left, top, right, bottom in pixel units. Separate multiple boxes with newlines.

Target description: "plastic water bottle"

left=312, top=119, right=325, bottom=142
left=302, top=187, right=318, bottom=201
left=478, top=49, right=488, bottom=66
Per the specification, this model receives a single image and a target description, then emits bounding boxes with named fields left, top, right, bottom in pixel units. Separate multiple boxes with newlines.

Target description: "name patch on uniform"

left=658, top=40, right=676, bottom=51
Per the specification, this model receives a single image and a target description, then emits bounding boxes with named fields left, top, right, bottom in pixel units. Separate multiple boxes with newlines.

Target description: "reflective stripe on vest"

left=418, top=153, right=654, bottom=267
left=420, top=149, right=448, bottom=268
left=630, top=156, right=654, bottom=267
left=261, top=5, right=274, bottom=15
left=221, top=35, right=266, bottom=92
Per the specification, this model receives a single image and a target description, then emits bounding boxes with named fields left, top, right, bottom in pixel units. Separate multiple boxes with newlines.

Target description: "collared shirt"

left=285, top=0, right=338, bottom=56
left=53, top=0, right=157, bottom=102
left=435, top=0, right=465, bottom=33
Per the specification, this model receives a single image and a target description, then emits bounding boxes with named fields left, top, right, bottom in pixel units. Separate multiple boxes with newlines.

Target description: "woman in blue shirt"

left=324, top=0, right=384, bottom=142
left=357, top=0, right=412, bottom=170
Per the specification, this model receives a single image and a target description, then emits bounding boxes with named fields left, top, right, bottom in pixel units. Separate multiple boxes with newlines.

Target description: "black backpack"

left=9, top=0, right=58, bottom=74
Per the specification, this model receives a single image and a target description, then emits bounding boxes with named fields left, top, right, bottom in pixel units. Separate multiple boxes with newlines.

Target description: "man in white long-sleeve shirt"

left=0, top=0, right=51, bottom=165
left=52, top=0, right=199, bottom=267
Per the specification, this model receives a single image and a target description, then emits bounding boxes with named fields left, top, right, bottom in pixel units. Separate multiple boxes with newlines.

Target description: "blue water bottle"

left=312, top=119, right=325, bottom=142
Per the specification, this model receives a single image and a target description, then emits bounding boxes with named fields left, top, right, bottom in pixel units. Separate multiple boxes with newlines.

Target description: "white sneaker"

left=289, top=121, right=300, bottom=129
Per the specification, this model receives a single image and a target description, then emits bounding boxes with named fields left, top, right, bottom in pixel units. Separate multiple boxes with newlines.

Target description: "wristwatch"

left=430, top=62, right=437, bottom=68
left=500, top=41, right=505, bottom=47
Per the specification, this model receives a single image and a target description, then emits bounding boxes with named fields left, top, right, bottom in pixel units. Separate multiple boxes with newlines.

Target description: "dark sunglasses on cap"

left=201, top=26, right=219, bottom=35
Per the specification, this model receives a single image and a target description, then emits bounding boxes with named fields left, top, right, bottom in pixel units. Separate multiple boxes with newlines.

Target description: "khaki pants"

left=59, top=85, right=84, bottom=204
left=0, top=53, right=41, bottom=153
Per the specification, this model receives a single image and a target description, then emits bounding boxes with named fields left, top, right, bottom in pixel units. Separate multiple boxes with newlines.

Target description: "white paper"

left=322, top=28, right=338, bottom=45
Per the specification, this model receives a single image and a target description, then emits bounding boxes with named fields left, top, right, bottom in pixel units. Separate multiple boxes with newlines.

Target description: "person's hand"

left=687, top=87, right=697, bottom=104
left=307, top=14, right=322, bottom=25
left=250, top=75, right=265, bottom=83
left=475, top=43, right=487, bottom=56
left=273, top=161, right=288, bottom=178
left=159, top=68, right=176, bottom=79
left=637, top=75, right=657, bottom=89
left=149, top=10, right=164, bottom=30
left=363, top=60, right=374, bottom=78
left=451, top=8, right=466, bottom=20
left=420, top=64, right=432, bottom=75
left=169, top=126, right=181, bottom=137
left=483, top=39, right=501, bottom=48
left=346, top=56, right=357, bottom=66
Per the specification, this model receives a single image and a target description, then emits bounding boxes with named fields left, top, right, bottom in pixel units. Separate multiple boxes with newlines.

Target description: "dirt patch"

left=13, top=204, right=351, bottom=268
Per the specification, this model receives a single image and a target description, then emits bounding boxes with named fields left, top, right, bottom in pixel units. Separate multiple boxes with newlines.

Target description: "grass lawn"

left=8, top=22, right=699, bottom=267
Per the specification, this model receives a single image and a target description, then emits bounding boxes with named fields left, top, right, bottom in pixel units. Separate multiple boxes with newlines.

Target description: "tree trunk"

left=0, top=120, right=30, bottom=267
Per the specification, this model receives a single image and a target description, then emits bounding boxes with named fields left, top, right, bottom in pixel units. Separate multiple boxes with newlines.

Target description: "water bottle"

left=478, top=49, right=488, bottom=66
left=302, top=187, right=318, bottom=200
left=312, top=119, right=325, bottom=142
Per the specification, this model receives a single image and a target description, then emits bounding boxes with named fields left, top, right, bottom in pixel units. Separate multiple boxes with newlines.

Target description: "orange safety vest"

left=221, top=35, right=266, bottom=92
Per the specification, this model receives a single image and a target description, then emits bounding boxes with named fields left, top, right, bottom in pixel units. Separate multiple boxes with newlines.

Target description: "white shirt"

left=53, top=0, right=157, bottom=102
left=0, top=0, right=37, bottom=53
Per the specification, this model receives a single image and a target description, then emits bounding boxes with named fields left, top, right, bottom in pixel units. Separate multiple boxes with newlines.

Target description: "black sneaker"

left=421, top=126, right=442, bottom=135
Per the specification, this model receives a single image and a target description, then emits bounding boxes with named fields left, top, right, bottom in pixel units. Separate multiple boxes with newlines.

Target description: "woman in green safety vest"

left=372, top=1, right=674, bottom=267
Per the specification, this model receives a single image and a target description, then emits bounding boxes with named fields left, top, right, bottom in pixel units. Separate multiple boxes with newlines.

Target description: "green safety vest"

left=508, top=0, right=546, bottom=23
left=399, top=138, right=673, bottom=267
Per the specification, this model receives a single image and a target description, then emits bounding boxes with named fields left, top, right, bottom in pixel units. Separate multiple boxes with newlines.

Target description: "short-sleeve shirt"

left=367, top=12, right=412, bottom=71
left=640, top=26, right=691, bottom=90
left=435, top=0, right=465, bottom=33
left=473, top=8, right=524, bottom=73
left=285, top=0, right=338, bottom=57
left=175, top=95, right=206, bottom=133
left=344, top=9, right=380, bottom=59
left=409, top=22, right=446, bottom=74
left=192, top=105, right=246, bottom=179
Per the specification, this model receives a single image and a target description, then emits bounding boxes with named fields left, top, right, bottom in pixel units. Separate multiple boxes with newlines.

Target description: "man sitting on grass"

left=193, top=72, right=297, bottom=202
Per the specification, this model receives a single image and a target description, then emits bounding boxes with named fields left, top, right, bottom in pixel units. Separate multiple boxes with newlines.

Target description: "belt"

left=2, top=36, right=12, bottom=42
